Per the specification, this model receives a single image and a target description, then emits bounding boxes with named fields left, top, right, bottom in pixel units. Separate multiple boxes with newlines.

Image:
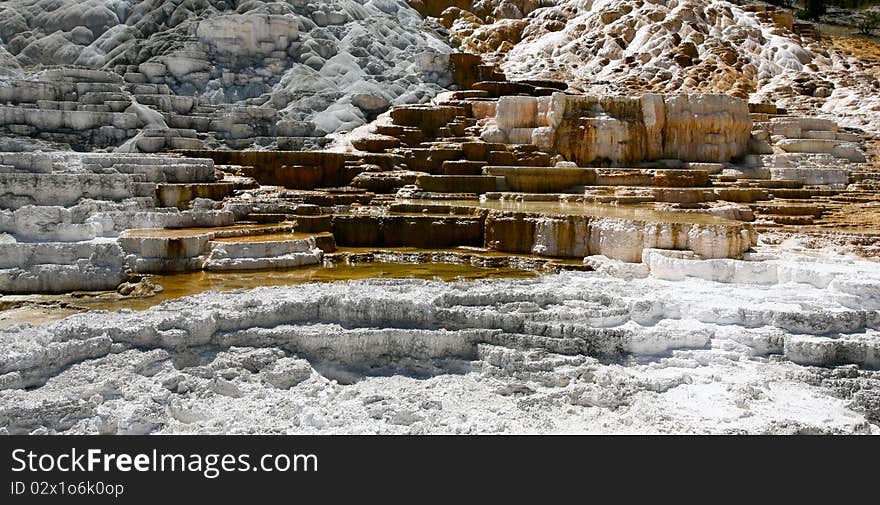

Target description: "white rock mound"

left=0, top=0, right=456, bottom=150
left=444, top=0, right=880, bottom=132
left=1, top=258, right=878, bottom=434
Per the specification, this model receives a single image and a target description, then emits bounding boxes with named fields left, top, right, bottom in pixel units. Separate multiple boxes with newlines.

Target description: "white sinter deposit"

left=1, top=247, right=878, bottom=434
left=0, top=0, right=454, bottom=150
left=445, top=0, right=880, bottom=132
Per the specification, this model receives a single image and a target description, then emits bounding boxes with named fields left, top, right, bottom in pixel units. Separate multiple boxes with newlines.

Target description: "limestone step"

left=123, top=72, right=148, bottom=84
left=119, top=224, right=299, bottom=269
left=157, top=182, right=234, bottom=208
left=136, top=135, right=203, bottom=152
left=0, top=241, right=125, bottom=293
left=134, top=246, right=310, bottom=273
left=203, top=235, right=327, bottom=271
left=829, top=194, right=880, bottom=203
left=749, top=103, right=778, bottom=114
left=135, top=94, right=195, bottom=114
left=583, top=194, right=656, bottom=204
left=756, top=214, right=815, bottom=225
left=220, top=174, right=259, bottom=190
left=331, top=214, right=484, bottom=248
left=482, top=191, right=574, bottom=201
left=460, top=142, right=505, bottom=161
left=513, top=79, right=568, bottom=91
left=77, top=104, right=113, bottom=113
left=374, top=124, right=424, bottom=145
left=351, top=134, right=401, bottom=152
left=293, top=204, right=324, bottom=216
left=79, top=91, right=130, bottom=104
left=448, top=90, right=491, bottom=100
left=165, top=114, right=212, bottom=132
left=752, top=202, right=826, bottom=216
left=770, top=167, right=850, bottom=186
left=471, top=81, right=539, bottom=97
left=390, top=105, right=466, bottom=137
left=653, top=170, right=711, bottom=188
left=712, top=180, right=759, bottom=188
left=768, top=188, right=840, bottom=199
left=594, top=169, right=655, bottom=186
left=414, top=175, right=505, bottom=193
left=119, top=229, right=213, bottom=260
left=0, top=105, right=141, bottom=132
left=80, top=154, right=211, bottom=167
left=653, top=188, right=717, bottom=204
left=755, top=179, right=803, bottom=189
left=0, top=81, right=75, bottom=103
left=400, top=148, right=463, bottom=173
left=0, top=172, right=137, bottom=208
left=483, top=207, right=754, bottom=261
left=851, top=172, right=880, bottom=182
left=836, top=132, right=861, bottom=142
left=388, top=202, right=478, bottom=215
left=486, top=151, right=518, bottom=166
left=770, top=117, right=837, bottom=136
left=683, top=162, right=725, bottom=174
left=276, top=136, right=333, bottom=151
left=800, top=130, right=838, bottom=140
left=713, top=187, right=769, bottom=203
left=74, top=82, right=123, bottom=94
left=34, top=100, right=83, bottom=111
left=485, top=166, right=596, bottom=192
left=109, top=162, right=216, bottom=183
left=775, top=139, right=866, bottom=162
left=443, top=160, right=487, bottom=175
left=292, top=215, right=332, bottom=233
left=133, top=182, right=159, bottom=198
left=275, top=190, right=372, bottom=207
left=244, top=213, right=290, bottom=223
left=127, top=83, right=173, bottom=95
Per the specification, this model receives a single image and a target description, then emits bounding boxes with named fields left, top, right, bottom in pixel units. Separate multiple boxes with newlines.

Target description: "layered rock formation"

left=1, top=0, right=879, bottom=436
left=0, top=151, right=336, bottom=292
left=481, top=92, right=752, bottom=164
left=0, top=0, right=455, bottom=151
left=1, top=256, right=878, bottom=434
left=487, top=212, right=753, bottom=261
left=0, top=45, right=873, bottom=293
left=427, top=0, right=880, bottom=132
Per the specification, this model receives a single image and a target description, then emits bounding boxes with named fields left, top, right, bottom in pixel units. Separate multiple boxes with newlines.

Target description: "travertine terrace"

left=0, top=0, right=879, bottom=434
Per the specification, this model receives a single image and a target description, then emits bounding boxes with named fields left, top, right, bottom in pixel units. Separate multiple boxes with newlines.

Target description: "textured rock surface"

left=0, top=151, right=234, bottom=292
left=484, top=92, right=752, bottom=164
left=0, top=0, right=455, bottom=150
left=0, top=151, right=331, bottom=292
left=1, top=247, right=878, bottom=434
left=440, top=0, right=880, bottom=132
left=1, top=0, right=880, bottom=437
left=484, top=211, right=755, bottom=261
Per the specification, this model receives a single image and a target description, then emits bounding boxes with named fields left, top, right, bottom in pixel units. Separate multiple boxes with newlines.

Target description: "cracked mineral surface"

left=2, top=248, right=878, bottom=434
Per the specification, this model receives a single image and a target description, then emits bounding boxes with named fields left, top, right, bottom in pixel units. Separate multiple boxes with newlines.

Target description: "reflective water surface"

left=77, top=262, right=537, bottom=312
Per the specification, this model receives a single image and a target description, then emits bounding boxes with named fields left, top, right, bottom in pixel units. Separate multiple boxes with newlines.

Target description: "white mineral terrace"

left=1, top=248, right=879, bottom=434
left=1, top=0, right=880, bottom=435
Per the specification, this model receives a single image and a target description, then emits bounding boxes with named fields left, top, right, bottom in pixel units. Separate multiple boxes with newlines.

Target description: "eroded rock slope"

left=430, top=0, right=880, bottom=132
left=0, top=0, right=454, bottom=150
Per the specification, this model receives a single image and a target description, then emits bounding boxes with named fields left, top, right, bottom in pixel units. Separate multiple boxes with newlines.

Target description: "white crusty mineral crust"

left=0, top=249, right=878, bottom=434
left=467, top=0, right=880, bottom=132
left=0, top=0, right=459, bottom=153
